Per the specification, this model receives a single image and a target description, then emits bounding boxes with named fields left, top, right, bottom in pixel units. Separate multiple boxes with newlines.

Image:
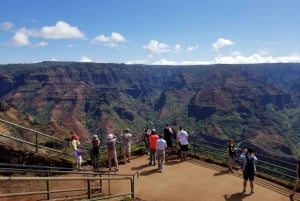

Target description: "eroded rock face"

left=1, top=62, right=300, bottom=158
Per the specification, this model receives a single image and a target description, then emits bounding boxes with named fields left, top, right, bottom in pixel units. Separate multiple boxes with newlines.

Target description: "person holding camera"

left=227, top=139, right=236, bottom=173
left=106, top=134, right=119, bottom=171
left=240, top=148, right=257, bottom=194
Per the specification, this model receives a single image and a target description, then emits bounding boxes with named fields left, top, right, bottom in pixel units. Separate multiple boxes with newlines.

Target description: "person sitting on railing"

left=240, top=148, right=257, bottom=194
left=70, top=132, right=82, bottom=170
left=290, top=160, right=300, bottom=198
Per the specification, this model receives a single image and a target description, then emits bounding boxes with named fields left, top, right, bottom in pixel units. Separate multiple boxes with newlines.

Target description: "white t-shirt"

left=156, top=138, right=167, bottom=151
left=177, top=130, right=188, bottom=145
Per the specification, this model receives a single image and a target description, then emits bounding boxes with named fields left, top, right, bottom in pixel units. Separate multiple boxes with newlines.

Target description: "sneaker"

left=241, top=189, right=246, bottom=194
left=250, top=191, right=255, bottom=194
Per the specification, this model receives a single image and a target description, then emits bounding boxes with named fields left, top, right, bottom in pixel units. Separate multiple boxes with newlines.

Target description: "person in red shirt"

left=148, top=129, right=159, bottom=166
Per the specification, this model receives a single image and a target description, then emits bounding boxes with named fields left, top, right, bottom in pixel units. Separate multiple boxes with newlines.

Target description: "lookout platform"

left=107, top=154, right=297, bottom=201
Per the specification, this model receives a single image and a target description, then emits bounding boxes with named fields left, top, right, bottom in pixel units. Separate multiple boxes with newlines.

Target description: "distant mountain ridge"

left=1, top=62, right=300, bottom=158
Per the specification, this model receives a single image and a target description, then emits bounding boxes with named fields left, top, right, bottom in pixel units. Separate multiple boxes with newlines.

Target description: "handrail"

left=0, top=132, right=67, bottom=155
left=0, top=176, right=135, bottom=200
left=188, top=136, right=297, bottom=183
left=0, top=118, right=66, bottom=143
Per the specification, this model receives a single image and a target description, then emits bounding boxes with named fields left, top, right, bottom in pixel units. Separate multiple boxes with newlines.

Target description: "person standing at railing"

left=149, top=129, right=159, bottom=166
left=176, top=126, right=189, bottom=162
left=92, top=134, right=100, bottom=171
left=227, top=139, right=239, bottom=173
left=156, top=134, right=167, bottom=172
left=163, top=124, right=173, bottom=157
left=290, top=160, right=300, bottom=198
left=106, top=134, right=119, bottom=171
left=240, top=148, right=257, bottom=194
left=121, top=128, right=132, bottom=164
left=70, top=132, right=82, bottom=170
left=143, top=127, right=151, bottom=155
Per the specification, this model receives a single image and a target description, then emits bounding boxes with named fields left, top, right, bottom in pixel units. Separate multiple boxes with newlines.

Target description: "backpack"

left=245, top=155, right=254, bottom=172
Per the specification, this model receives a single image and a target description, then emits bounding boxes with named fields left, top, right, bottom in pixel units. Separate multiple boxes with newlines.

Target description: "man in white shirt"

left=176, top=126, right=189, bottom=162
left=156, top=134, right=167, bottom=172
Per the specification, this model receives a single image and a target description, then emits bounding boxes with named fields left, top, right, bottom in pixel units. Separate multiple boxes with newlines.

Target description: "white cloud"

left=152, top=58, right=212, bottom=65
left=91, top=32, right=126, bottom=48
left=125, top=60, right=148, bottom=65
left=35, top=41, right=48, bottom=47
left=39, top=21, right=85, bottom=39
left=1, top=22, right=14, bottom=30
left=214, top=53, right=300, bottom=64
left=213, top=38, right=234, bottom=51
left=143, top=40, right=169, bottom=56
left=9, top=21, right=85, bottom=46
left=187, top=45, right=199, bottom=52
left=80, top=56, right=93, bottom=62
left=148, top=52, right=300, bottom=65
left=11, top=32, right=30, bottom=46
left=51, top=57, right=57, bottom=61
left=174, top=44, right=182, bottom=52
left=152, top=58, right=177, bottom=65
left=111, top=32, right=126, bottom=42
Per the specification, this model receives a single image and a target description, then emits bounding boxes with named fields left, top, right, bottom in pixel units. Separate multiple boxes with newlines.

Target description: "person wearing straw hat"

left=121, top=128, right=132, bottom=164
left=106, top=134, right=118, bottom=171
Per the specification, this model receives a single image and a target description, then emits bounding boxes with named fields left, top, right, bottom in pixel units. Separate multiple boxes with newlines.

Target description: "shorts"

left=180, top=144, right=189, bottom=152
left=243, top=170, right=255, bottom=181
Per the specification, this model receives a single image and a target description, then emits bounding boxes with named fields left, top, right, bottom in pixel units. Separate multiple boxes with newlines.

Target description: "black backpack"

left=245, top=155, right=254, bottom=172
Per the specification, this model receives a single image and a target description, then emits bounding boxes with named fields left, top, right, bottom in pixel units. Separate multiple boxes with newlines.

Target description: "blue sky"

left=1, top=0, right=300, bottom=65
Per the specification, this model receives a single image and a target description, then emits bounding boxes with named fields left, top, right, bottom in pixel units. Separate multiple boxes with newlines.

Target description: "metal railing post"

left=131, top=178, right=134, bottom=198
left=46, top=180, right=50, bottom=200
left=99, top=174, right=102, bottom=193
left=87, top=179, right=91, bottom=199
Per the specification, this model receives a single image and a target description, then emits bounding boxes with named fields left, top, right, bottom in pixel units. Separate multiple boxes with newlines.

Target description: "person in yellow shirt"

left=71, top=132, right=82, bottom=170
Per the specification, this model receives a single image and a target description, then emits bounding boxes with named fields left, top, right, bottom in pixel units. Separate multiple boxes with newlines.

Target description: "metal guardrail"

left=188, top=137, right=297, bottom=183
left=0, top=175, right=135, bottom=200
